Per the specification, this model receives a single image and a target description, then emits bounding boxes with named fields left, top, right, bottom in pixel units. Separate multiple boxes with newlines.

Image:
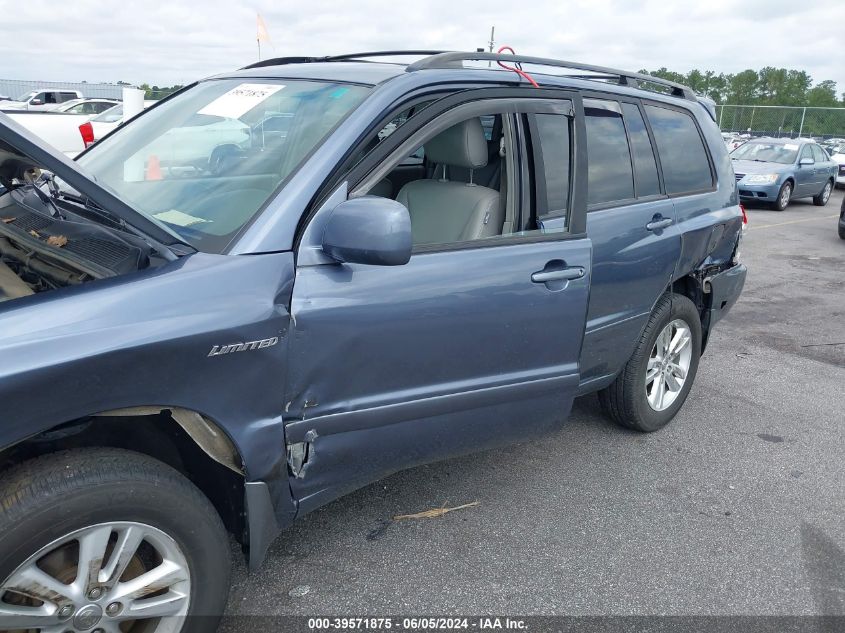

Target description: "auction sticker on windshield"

left=198, top=83, right=285, bottom=119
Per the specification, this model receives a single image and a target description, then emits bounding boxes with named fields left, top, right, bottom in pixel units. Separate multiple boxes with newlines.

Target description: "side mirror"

left=30, top=99, right=42, bottom=106
left=799, top=157, right=814, bottom=166
left=322, top=197, right=412, bottom=266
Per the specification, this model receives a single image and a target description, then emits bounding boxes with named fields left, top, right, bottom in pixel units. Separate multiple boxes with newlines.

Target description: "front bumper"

left=706, top=263, right=747, bottom=328
left=737, top=181, right=781, bottom=201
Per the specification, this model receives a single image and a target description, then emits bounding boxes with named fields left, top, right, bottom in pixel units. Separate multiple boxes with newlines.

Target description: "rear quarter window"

left=644, top=104, right=713, bottom=195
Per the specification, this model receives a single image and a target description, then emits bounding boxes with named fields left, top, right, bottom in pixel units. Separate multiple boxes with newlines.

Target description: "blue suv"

left=0, top=51, right=745, bottom=631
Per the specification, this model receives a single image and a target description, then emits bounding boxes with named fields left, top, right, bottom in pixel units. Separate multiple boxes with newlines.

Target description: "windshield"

left=76, top=79, right=370, bottom=252
left=731, top=141, right=798, bottom=164
left=92, top=104, right=124, bottom=123
left=15, top=91, right=37, bottom=102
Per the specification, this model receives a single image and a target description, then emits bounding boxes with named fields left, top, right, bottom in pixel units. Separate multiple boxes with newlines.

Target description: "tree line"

left=640, top=67, right=843, bottom=107
left=138, top=83, right=184, bottom=100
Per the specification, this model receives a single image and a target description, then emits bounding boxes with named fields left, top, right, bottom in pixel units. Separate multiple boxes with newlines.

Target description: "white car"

left=79, top=101, right=157, bottom=147
left=722, top=132, right=747, bottom=152
left=81, top=107, right=251, bottom=173
left=3, top=110, right=90, bottom=156
left=47, top=98, right=120, bottom=116
left=1, top=89, right=84, bottom=111
left=829, top=144, right=845, bottom=188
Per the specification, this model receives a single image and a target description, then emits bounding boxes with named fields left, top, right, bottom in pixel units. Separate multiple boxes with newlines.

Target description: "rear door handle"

left=646, top=217, right=673, bottom=231
left=531, top=267, right=585, bottom=283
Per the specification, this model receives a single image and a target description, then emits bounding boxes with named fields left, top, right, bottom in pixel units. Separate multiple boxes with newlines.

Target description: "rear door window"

left=531, top=113, right=572, bottom=222
left=644, top=104, right=713, bottom=194
left=811, top=144, right=827, bottom=162
left=584, top=99, right=634, bottom=205
left=621, top=103, right=661, bottom=197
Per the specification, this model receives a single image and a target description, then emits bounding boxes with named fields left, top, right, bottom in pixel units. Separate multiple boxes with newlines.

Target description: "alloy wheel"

left=0, top=522, right=191, bottom=633
left=821, top=182, right=831, bottom=204
left=645, top=318, right=693, bottom=412
left=779, top=183, right=792, bottom=208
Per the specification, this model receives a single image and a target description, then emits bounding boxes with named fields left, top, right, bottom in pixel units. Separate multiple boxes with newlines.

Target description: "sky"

left=0, top=0, right=843, bottom=97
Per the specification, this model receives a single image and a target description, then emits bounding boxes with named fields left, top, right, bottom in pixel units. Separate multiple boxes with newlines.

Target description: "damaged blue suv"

left=0, top=51, right=745, bottom=632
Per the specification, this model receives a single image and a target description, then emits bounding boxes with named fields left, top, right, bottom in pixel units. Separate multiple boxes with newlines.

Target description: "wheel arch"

left=668, top=275, right=710, bottom=351
left=0, top=407, right=250, bottom=552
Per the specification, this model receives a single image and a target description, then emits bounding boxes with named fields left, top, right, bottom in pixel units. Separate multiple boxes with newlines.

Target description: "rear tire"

left=774, top=181, right=792, bottom=211
left=0, top=448, right=231, bottom=633
left=599, top=293, right=702, bottom=432
left=813, top=180, right=833, bottom=206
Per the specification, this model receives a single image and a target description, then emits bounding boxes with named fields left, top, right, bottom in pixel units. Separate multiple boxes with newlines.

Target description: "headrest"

left=425, top=118, right=488, bottom=169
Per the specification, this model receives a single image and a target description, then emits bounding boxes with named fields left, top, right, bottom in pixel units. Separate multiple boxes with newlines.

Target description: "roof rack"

left=239, top=49, right=698, bottom=102
left=405, top=51, right=697, bottom=101
left=242, top=50, right=446, bottom=70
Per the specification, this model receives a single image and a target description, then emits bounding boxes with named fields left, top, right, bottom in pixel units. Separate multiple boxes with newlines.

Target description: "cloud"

left=0, top=0, right=842, bottom=97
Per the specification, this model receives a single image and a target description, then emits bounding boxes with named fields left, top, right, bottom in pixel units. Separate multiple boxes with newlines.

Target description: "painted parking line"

left=746, top=213, right=840, bottom=230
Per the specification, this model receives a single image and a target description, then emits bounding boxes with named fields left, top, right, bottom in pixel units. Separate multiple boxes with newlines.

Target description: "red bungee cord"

left=496, top=45, right=540, bottom=88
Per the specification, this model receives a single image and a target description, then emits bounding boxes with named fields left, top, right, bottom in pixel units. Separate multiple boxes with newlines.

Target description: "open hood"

left=0, top=112, right=188, bottom=247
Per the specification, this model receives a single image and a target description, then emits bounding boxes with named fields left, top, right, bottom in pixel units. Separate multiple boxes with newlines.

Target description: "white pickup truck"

left=0, top=110, right=88, bottom=157
left=1, top=89, right=84, bottom=111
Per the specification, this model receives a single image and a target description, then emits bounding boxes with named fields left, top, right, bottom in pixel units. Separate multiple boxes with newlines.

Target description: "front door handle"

left=646, top=216, right=673, bottom=231
left=531, top=267, right=585, bottom=283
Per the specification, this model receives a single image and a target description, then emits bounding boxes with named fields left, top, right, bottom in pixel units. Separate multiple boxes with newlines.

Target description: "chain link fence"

left=715, top=105, right=845, bottom=139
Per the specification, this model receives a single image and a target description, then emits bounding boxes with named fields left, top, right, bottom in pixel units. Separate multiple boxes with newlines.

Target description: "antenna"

left=488, top=26, right=495, bottom=67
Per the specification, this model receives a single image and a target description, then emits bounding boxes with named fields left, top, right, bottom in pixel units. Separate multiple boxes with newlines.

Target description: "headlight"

left=743, top=174, right=779, bottom=184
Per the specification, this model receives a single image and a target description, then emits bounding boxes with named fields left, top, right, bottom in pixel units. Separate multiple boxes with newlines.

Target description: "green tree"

left=807, top=80, right=838, bottom=107
left=639, top=66, right=831, bottom=107
left=727, top=70, right=759, bottom=103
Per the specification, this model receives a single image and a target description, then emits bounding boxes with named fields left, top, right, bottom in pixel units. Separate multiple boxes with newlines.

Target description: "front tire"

left=599, top=293, right=702, bottom=432
left=813, top=180, right=833, bottom=206
left=774, top=181, right=792, bottom=211
left=0, top=448, right=231, bottom=633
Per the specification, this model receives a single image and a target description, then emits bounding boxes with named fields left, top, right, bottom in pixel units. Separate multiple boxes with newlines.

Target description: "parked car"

left=1, top=89, right=84, bottom=111
left=0, top=51, right=746, bottom=631
left=78, top=101, right=156, bottom=148
left=828, top=143, right=845, bottom=188
left=3, top=110, right=92, bottom=157
left=731, top=137, right=837, bottom=210
left=722, top=132, right=747, bottom=151
left=48, top=98, right=121, bottom=116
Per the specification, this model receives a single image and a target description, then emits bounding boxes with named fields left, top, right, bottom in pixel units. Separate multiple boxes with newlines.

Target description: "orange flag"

left=257, top=13, right=270, bottom=43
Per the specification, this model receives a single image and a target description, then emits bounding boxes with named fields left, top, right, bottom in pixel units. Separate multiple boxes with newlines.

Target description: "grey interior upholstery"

left=448, top=116, right=503, bottom=188
left=396, top=118, right=503, bottom=245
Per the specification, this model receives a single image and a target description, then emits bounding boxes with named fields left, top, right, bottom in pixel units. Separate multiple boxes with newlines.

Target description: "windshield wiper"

left=56, top=189, right=191, bottom=262
left=21, top=173, right=66, bottom=220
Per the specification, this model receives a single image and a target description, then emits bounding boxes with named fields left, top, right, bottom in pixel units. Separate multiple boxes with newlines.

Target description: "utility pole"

left=487, top=26, right=495, bottom=67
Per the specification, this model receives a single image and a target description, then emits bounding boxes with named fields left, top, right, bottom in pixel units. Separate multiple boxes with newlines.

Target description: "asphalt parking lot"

left=224, top=190, right=844, bottom=620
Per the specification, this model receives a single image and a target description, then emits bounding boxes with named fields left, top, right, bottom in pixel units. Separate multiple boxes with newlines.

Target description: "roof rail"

left=406, top=51, right=697, bottom=101
left=242, top=50, right=446, bottom=70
